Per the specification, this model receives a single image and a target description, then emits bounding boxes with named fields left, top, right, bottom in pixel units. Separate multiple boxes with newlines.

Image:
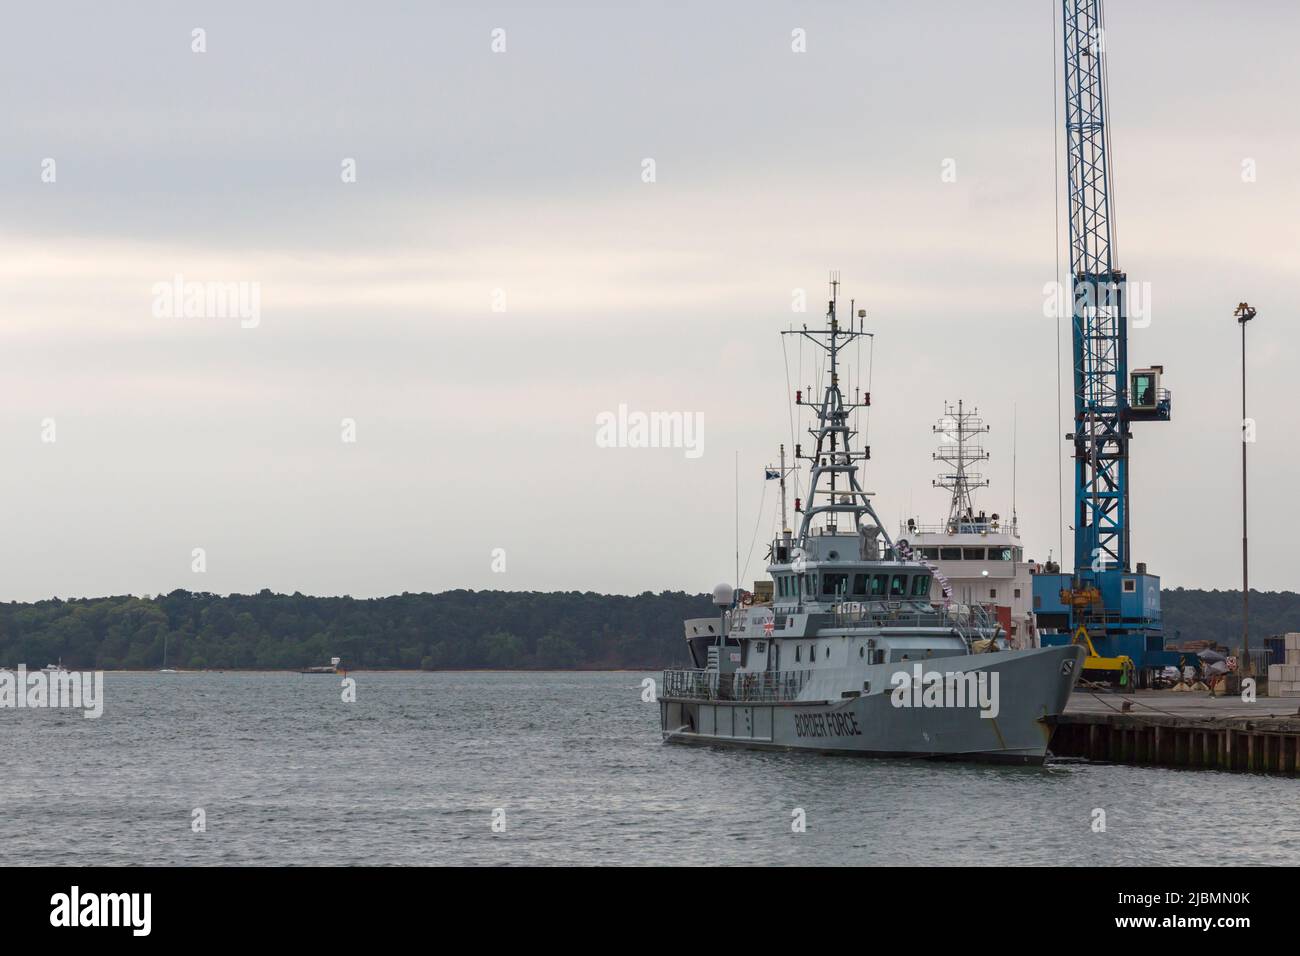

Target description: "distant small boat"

left=301, top=656, right=342, bottom=675
left=41, top=659, right=68, bottom=674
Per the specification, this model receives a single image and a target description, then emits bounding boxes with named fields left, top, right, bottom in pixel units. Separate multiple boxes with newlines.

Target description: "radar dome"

left=712, top=583, right=735, bottom=607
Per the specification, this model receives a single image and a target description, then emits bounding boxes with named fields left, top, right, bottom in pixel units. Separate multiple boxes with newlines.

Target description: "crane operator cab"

left=1129, top=366, right=1169, bottom=420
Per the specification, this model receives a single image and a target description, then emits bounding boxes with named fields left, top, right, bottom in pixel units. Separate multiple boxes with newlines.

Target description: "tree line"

left=0, top=589, right=715, bottom=671
left=0, top=586, right=1293, bottom=671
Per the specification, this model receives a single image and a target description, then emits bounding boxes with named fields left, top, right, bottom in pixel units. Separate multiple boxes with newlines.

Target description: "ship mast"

left=931, top=401, right=990, bottom=531
left=784, top=273, right=886, bottom=549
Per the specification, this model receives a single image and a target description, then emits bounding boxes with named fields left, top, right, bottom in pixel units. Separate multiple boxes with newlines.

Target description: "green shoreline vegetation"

left=0, top=588, right=1294, bottom=672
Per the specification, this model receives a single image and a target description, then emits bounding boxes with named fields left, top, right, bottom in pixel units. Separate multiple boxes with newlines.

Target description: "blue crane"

left=1033, top=0, right=1177, bottom=685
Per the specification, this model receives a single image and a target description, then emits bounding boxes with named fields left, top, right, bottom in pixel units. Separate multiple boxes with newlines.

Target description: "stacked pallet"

left=1268, top=633, right=1300, bottom=697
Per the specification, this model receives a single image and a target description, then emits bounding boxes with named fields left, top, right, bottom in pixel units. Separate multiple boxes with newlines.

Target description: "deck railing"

left=830, top=601, right=999, bottom=630
left=661, top=668, right=812, bottom=703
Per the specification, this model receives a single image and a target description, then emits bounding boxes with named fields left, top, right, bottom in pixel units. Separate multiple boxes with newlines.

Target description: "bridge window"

left=991, top=548, right=1012, bottom=561
left=852, top=573, right=868, bottom=596
left=871, top=574, right=888, bottom=596
left=940, top=547, right=961, bottom=561
left=890, top=574, right=907, bottom=597
left=922, top=547, right=940, bottom=560
left=822, top=573, right=848, bottom=595
left=962, top=548, right=985, bottom=560
left=911, top=575, right=931, bottom=597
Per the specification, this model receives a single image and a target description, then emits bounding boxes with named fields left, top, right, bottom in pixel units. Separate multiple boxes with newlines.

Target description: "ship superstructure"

left=659, top=278, right=1083, bottom=764
left=897, top=403, right=1040, bottom=649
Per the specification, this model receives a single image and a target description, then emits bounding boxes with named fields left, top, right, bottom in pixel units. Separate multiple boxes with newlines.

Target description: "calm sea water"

left=1, top=671, right=1295, bottom=866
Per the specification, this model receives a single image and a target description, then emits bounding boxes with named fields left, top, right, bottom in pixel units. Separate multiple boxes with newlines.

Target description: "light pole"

left=1234, top=302, right=1256, bottom=677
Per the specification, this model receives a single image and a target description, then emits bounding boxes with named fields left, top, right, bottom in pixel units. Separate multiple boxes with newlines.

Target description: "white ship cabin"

left=897, top=512, right=1038, bottom=648
left=769, top=529, right=936, bottom=611
left=680, top=527, right=993, bottom=681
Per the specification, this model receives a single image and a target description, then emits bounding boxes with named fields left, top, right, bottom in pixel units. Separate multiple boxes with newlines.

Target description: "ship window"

left=989, top=589, right=997, bottom=599
left=911, top=575, right=931, bottom=597
left=822, top=573, right=848, bottom=595
left=795, top=645, right=801, bottom=662
left=940, top=547, right=962, bottom=561
left=1014, top=588, right=1021, bottom=599
left=991, top=548, right=1012, bottom=561
left=852, top=573, right=868, bottom=596
left=963, top=548, right=985, bottom=560
left=871, top=574, right=888, bottom=596
left=889, top=574, right=907, bottom=596
left=859, top=646, right=865, bottom=657
left=922, top=547, right=940, bottom=560
left=825, top=645, right=830, bottom=659
left=1123, top=578, right=1136, bottom=593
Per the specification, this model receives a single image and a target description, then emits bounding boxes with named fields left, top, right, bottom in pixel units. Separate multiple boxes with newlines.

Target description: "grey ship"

left=659, top=278, right=1083, bottom=764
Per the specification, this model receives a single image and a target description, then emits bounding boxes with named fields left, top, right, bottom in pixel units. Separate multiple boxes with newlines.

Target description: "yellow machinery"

left=1059, top=586, right=1136, bottom=686
left=1071, top=624, right=1135, bottom=687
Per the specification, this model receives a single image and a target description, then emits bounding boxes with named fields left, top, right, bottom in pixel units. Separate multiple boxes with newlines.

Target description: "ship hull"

left=659, top=644, right=1084, bottom=765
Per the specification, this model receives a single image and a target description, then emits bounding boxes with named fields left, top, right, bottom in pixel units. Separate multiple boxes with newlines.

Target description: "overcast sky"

left=1, top=1, right=1296, bottom=601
